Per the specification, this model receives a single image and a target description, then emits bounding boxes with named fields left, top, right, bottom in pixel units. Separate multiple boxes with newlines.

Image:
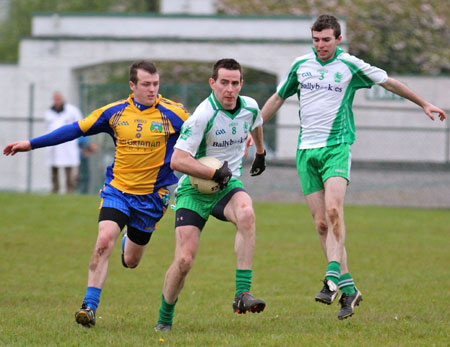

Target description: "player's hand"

left=250, top=150, right=266, bottom=176
left=3, top=141, right=32, bottom=156
left=212, top=161, right=232, bottom=189
left=423, top=103, right=446, bottom=122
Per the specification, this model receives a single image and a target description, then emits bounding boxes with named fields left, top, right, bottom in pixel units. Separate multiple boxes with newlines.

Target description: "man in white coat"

left=45, top=92, right=83, bottom=193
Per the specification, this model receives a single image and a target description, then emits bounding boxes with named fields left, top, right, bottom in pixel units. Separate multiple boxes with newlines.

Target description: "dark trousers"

left=51, top=166, right=77, bottom=194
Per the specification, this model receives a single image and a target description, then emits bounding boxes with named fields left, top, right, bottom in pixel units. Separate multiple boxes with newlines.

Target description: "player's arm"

left=171, top=148, right=217, bottom=180
left=171, top=148, right=232, bottom=187
left=3, top=123, right=83, bottom=156
left=261, top=93, right=285, bottom=124
left=380, top=77, right=446, bottom=121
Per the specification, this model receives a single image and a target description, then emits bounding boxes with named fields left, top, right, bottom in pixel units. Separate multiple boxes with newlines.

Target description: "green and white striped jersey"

left=277, top=47, right=388, bottom=149
left=175, top=92, right=263, bottom=177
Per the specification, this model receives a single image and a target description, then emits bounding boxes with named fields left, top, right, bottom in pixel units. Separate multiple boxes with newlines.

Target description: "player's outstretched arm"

left=380, top=78, right=446, bottom=121
left=261, top=93, right=285, bottom=124
left=3, top=141, right=32, bottom=156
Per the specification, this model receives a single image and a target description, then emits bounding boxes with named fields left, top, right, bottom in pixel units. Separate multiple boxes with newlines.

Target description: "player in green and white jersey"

left=262, top=14, right=446, bottom=320
left=155, top=59, right=267, bottom=331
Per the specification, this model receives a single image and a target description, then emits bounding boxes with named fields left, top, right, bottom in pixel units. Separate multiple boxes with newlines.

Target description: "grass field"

left=0, top=192, right=449, bottom=346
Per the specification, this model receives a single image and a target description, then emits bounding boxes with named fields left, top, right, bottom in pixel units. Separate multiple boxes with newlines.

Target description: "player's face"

left=209, top=68, right=243, bottom=110
left=130, top=69, right=160, bottom=106
left=312, top=28, right=342, bottom=62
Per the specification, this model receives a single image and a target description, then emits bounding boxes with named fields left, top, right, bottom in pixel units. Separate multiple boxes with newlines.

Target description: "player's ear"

left=209, top=78, right=215, bottom=89
left=129, top=80, right=136, bottom=92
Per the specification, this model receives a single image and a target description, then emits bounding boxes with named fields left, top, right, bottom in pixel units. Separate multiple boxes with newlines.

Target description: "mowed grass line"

left=0, top=192, right=449, bottom=346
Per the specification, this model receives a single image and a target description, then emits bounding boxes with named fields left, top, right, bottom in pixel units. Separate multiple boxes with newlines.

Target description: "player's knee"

left=176, top=253, right=195, bottom=275
left=315, top=220, right=328, bottom=236
left=326, top=205, right=341, bottom=224
left=123, top=255, right=140, bottom=269
left=235, top=205, right=255, bottom=230
left=95, top=235, right=115, bottom=254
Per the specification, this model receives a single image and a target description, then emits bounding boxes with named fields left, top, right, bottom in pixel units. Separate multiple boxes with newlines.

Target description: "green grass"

left=0, top=192, right=449, bottom=346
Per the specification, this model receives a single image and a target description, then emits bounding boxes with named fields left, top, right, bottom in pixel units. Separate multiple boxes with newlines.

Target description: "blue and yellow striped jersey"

left=78, top=94, right=189, bottom=195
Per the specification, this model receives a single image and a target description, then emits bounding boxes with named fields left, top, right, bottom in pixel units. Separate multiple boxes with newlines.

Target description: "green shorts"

left=296, top=143, right=351, bottom=195
left=174, top=175, right=245, bottom=220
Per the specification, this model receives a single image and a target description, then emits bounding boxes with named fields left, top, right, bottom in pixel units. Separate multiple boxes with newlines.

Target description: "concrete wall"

left=1, top=13, right=448, bottom=193
left=161, top=0, right=217, bottom=15
left=32, top=13, right=322, bottom=41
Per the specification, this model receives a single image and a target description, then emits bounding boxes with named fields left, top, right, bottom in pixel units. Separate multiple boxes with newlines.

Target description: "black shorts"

left=98, top=207, right=152, bottom=246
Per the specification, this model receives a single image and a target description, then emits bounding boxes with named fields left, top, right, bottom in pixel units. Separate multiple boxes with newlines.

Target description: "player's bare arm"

left=380, top=78, right=447, bottom=121
left=261, top=93, right=285, bottom=124
left=3, top=141, right=32, bottom=156
left=170, top=148, right=216, bottom=179
left=250, top=125, right=265, bottom=154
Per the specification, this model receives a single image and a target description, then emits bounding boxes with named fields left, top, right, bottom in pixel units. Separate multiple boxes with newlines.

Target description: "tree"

left=217, top=0, right=450, bottom=75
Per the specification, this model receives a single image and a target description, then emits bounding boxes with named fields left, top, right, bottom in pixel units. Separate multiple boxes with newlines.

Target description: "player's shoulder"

left=159, top=96, right=190, bottom=119
left=85, top=98, right=128, bottom=120
left=192, top=97, right=214, bottom=116
left=336, top=50, right=367, bottom=66
left=290, top=52, right=315, bottom=67
left=240, top=95, right=259, bottom=109
left=98, top=98, right=129, bottom=114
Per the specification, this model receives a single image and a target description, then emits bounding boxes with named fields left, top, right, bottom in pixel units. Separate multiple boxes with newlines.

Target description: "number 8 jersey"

left=175, top=92, right=263, bottom=177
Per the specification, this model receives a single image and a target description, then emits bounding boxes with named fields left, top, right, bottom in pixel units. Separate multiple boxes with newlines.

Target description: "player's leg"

left=122, top=188, right=170, bottom=268
left=305, top=190, right=338, bottom=304
left=121, top=227, right=150, bottom=268
left=304, top=190, right=328, bottom=256
left=324, top=180, right=362, bottom=319
left=155, top=209, right=204, bottom=331
left=75, top=184, right=130, bottom=328
left=75, top=214, right=125, bottom=328
left=221, top=190, right=265, bottom=314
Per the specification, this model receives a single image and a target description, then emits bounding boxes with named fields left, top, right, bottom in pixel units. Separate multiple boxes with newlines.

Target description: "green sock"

left=325, top=261, right=340, bottom=285
left=235, top=269, right=252, bottom=297
left=339, top=272, right=356, bottom=295
left=157, top=294, right=178, bottom=325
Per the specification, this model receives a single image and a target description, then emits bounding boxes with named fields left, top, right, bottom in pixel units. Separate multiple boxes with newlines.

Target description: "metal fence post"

left=26, top=83, right=34, bottom=193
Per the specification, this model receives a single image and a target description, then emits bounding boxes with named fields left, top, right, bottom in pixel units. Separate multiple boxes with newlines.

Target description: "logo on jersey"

left=162, top=192, right=170, bottom=207
left=334, top=72, right=343, bottom=83
left=117, top=120, right=129, bottom=126
left=180, top=125, right=192, bottom=140
left=215, top=129, right=226, bottom=135
left=151, top=122, right=163, bottom=133
left=244, top=122, right=249, bottom=134
left=301, top=72, right=313, bottom=78
left=300, top=82, right=343, bottom=93
left=212, top=136, right=247, bottom=148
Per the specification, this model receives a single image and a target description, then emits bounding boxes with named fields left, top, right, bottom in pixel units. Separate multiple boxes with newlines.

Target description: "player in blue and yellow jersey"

left=3, top=60, right=190, bottom=328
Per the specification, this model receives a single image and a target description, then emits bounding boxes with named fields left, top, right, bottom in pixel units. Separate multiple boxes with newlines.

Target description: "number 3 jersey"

left=174, top=92, right=263, bottom=177
left=77, top=94, right=189, bottom=194
left=277, top=47, right=388, bottom=149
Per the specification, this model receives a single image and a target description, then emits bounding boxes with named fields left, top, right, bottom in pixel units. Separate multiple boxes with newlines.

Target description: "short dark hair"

left=129, top=60, right=158, bottom=84
left=211, top=59, right=243, bottom=81
left=311, top=14, right=341, bottom=39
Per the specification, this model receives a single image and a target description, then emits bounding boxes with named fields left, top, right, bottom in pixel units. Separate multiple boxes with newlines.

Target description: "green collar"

left=208, top=92, right=243, bottom=119
left=312, top=46, right=343, bottom=66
